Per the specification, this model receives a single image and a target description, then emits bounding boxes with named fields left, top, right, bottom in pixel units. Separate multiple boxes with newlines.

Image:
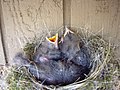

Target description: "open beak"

left=46, top=33, right=58, bottom=49
left=60, top=27, right=74, bottom=43
left=64, top=27, right=74, bottom=37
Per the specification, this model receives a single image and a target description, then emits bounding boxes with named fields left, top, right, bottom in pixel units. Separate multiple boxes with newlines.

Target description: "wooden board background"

left=71, top=0, right=120, bottom=42
left=0, top=0, right=63, bottom=64
left=0, top=0, right=120, bottom=64
left=0, top=2, right=5, bottom=65
left=0, top=29, right=5, bottom=65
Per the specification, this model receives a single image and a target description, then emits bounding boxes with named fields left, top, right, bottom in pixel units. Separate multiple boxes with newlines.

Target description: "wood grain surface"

left=1, top=0, right=63, bottom=63
left=0, top=30, right=5, bottom=65
left=71, top=0, right=120, bottom=44
left=0, top=2, right=5, bottom=65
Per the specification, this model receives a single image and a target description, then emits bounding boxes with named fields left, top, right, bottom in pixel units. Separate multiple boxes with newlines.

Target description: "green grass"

left=23, top=43, right=35, bottom=60
left=6, top=67, right=37, bottom=90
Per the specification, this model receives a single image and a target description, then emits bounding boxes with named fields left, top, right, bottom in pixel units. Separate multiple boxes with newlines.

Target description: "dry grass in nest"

left=5, top=27, right=119, bottom=90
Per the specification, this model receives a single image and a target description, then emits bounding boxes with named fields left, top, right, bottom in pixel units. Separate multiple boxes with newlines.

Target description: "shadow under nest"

left=6, top=27, right=115, bottom=90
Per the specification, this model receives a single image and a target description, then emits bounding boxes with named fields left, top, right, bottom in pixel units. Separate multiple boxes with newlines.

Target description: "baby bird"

left=59, top=27, right=81, bottom=61
left=71, top=46, right=91, bottom=68
left=33, top=33, right=62, bottom=64
left=13, top=53, right=30, bottom=67
left=28, top=59, right=90, bottom=85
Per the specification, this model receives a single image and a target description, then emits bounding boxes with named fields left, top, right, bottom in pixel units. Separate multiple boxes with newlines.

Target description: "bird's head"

left=59, top=27, right=74, bottom=43
left=46, top=33, right=58, bottom=49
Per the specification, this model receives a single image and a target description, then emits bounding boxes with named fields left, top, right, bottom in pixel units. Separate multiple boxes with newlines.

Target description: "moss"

left=6, top=67, right=35, bottom=90
left=23, top=43, right=35, bottom=60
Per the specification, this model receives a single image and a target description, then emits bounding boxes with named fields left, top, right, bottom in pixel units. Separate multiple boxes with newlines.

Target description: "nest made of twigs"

left=6, top=27, right=119, bottom=90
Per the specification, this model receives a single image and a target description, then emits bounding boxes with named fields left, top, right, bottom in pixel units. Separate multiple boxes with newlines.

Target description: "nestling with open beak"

left=33, top=33, right=62, bottom=64
left=46, top=33, right=59, bottom=49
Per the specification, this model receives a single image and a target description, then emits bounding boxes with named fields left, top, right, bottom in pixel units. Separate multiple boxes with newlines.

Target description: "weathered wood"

left=1, top=0, right=63, bottom=64
left=0, top=30, right=5, bottom=65
left=63, top=0, right=71, bottom=27
left=0, top=2, right=5, bottom=65
left=71, top=0, right=120, bottom=44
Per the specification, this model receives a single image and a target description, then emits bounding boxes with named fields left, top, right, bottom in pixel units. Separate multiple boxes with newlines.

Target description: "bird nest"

left=6, top=27, right=119, bottom=90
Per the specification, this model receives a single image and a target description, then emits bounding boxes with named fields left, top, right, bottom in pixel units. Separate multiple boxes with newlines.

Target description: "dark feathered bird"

left=59, top=28, right=91, bottom=68
left=28, top=60, right=90, bottom=85
left=71, top=46, right=91, bottom=68
left=13, top=53, right=30, bottom=66
left=59, top=28, right=81, bottom=61
left=33, top=33, right=62, bottom=64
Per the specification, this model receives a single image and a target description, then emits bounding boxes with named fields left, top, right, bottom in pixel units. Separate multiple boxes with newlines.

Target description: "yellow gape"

left=48, top=33, right=58, bottom=42
left=46, top=33, right=58, bottom=49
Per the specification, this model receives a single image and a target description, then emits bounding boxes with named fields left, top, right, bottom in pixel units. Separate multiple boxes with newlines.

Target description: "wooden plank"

left=71, top=0, right=120, bottom=45
left=0, top=2, right=5, bottom=65
left=1, top=0, right=63, bottom=64
left=63, top=0, right=71, bottom=27
left=0, top=30, right=5, bottom=65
